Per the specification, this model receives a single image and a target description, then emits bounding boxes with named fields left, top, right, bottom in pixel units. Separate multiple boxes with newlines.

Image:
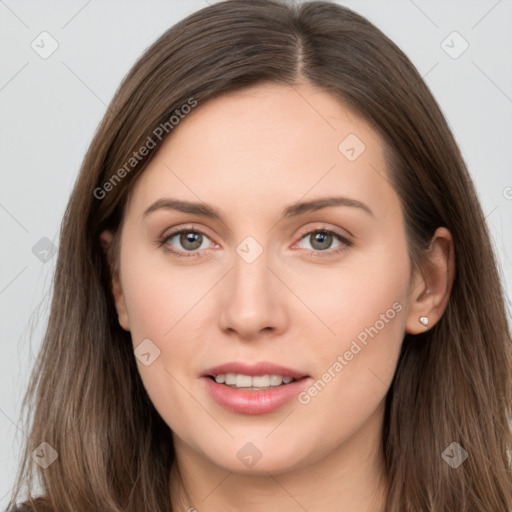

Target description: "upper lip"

left=203, top=361, right=309, bottom=380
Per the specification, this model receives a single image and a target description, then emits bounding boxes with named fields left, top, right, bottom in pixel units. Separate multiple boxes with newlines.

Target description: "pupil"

left=181, top=232, right=201, bottom=250
left=312, top=232, right=331, bottom=250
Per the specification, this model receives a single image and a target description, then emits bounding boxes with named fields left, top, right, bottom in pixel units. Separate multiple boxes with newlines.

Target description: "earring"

left=419, top=316, right=429, bottom=326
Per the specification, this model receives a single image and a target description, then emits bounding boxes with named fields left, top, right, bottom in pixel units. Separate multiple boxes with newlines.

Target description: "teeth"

left=253, top=375, right=271, bottom=387
left=213, top=373, right=296, bottom=388
left=236, top=374, right=252, bottom=387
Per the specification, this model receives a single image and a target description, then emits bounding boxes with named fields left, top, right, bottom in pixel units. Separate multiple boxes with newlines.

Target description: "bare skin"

left=101, top=82, right=454, bottom=512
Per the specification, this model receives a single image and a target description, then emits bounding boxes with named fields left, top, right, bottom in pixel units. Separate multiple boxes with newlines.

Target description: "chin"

left=197, top=434, right=319, bottom=475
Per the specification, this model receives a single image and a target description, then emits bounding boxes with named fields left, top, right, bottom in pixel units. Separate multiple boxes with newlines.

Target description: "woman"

left=8, top=0, right=511, bottom=510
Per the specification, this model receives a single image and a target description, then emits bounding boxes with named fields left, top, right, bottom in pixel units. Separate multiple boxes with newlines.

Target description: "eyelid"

left=157, top=224, right=217, bottom=258
left=294, top=224, right=352, bottom=244
left=291, top=225, right=352, bottom=257
left=157, top=223, right=352, bottom=258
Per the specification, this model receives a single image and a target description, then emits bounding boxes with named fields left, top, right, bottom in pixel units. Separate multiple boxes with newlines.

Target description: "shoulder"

left=4, top=497, right=53, bottom=512
left=4, top=505, right=44, bottom=512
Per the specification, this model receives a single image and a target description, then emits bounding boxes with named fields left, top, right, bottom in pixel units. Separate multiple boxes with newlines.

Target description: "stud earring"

left=419, top=316, right=429, bottom=326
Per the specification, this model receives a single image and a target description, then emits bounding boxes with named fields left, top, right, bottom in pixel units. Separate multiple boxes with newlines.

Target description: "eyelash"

left=157, top=225, right=352, bottom=259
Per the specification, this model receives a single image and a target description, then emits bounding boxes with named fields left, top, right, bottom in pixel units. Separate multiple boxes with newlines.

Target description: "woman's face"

left=109, top=82, right=415, bottom=474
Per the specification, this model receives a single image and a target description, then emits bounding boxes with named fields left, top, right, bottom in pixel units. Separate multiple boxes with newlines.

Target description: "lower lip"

left=202, top=376, right=312, bottom=414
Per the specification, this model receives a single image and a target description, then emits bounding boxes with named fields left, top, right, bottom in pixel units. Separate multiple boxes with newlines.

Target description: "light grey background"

left=1, top=0, right=511, bottom=504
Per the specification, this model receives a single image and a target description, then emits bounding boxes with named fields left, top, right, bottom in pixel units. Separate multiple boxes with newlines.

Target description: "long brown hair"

left=9, top=1, right=512, bottom=510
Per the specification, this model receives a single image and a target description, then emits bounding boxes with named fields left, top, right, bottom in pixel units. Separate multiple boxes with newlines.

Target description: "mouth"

left=202, top=361, right=309, bottom=387
left=201, top=361, right=311, bottom=414
left=206, top=373, right=305, bottom=390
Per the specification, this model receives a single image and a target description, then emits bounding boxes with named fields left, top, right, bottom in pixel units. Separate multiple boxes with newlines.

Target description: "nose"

left=217, top=243, right=288, bottom=341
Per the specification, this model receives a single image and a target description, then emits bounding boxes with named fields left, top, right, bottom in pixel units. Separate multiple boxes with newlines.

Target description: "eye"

left=157, top=225, right=352, bottom=259
left=158, top=228, right=214, bottom=258
left=294, top=227, right=352, bottom=257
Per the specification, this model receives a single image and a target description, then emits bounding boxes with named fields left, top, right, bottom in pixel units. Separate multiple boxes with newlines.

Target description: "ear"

left=405, top=227, right=455, bottom=334
left=99, top=229, right=130, bottom=332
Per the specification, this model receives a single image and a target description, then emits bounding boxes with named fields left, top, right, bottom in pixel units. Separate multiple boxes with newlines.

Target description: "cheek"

left=120, top=242, right=214, bottom=343
left=118, top=244, right=219, bottom=421
left=120, top=259, right=203, bottom=431
left=295, top=233, right=410, bottom=357
left=291, top=235, right=409, bottom=438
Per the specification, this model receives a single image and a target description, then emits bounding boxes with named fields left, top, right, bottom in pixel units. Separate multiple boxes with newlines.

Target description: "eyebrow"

left=143, top=196, right=374, bottom=221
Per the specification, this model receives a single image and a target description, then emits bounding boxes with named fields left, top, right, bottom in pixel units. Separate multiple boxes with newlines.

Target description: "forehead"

left=125, top=82, right=394, bottom=221
left=165, top=81, right=383, bottom=160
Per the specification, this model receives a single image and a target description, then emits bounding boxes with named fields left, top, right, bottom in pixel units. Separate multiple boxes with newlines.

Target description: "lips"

left=203, top=361, right=308, bottom=380
left=201, top=361, right=311, bottom=414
